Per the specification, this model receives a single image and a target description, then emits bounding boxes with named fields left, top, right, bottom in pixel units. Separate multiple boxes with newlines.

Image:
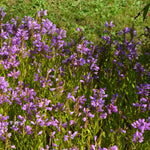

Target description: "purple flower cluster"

left=0, top=8, right=149, bottom=149
left=0, top=7, right=6, bottom=21
left=0, top=114, right=10, bottom=141
left=131, top=118, right=150, bottom=143
left=90, top=88, right=108, bottom=118
left=0, top=76, right=9, bottom=93
left=133, top=83, right=150, bottom=111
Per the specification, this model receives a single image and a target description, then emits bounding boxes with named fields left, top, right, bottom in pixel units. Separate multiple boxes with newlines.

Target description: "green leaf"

left=102, top=131, right=106, bottom=138
left=0, top=108, right=3, bottom=114
left=134, top=2, right=150, bottom=21
left=143, top=3, right=150, bottom=21
left=132, top=83, right=135, bottom=88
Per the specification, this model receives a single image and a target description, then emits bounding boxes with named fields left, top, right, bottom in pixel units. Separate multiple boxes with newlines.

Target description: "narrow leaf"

left=143, top=3, right=150, bottom=21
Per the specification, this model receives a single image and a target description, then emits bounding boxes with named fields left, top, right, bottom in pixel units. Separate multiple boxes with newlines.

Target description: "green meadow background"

left=0, top=0, right=150, bottom=45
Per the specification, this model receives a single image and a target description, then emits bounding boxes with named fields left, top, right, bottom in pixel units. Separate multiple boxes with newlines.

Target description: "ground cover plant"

left=0, top=3, right=150, bottom=150
left=0, top=0, right=149, bottom=45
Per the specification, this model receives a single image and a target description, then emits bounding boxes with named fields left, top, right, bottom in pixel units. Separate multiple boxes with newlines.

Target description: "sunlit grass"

left=1, top=0, right=150, bottom=44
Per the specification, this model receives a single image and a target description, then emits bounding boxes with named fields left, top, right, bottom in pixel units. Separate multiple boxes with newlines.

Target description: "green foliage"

left=0, top=0, right=149, bottom=45
left=0, top=0, right=150, bottom=149
left=135, top=1, right=150, bottom=21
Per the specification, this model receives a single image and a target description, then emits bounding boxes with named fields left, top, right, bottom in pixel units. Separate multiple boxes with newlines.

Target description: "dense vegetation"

left=0, top=1, right=150, bottom=150
left=0, top=0, right=149, bottom=44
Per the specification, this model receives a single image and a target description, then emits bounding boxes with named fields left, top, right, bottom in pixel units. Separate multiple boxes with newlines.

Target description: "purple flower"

left=110, top=145, right=118, bottom=150
left=105, top=21, right=109, bottom=27
left=100, top=148, right=107, bottom=150
left=124, top=27, right=131, bottom=34
left=110, top=21, right=115, bottom=27
left=101, top=36, right=111, bottom=44
left=67, top=93, right=76, bottom=102
left=120, top=128, right=126, bottom=133
left=25, top=125, right=32, bottom=135
left=105, top=21, right=115, bottom=28
left=136, top=83, right=150, bottom=97
left=69, top=120, right=74, bottom=125
left=135, top=119, right=150, bottom=132
left=64, top=135, right=69, bottom=141
left=0, top=77, right=9, bottom=92
left=82, top=117, right=86, bottom=122
left=100, top=113, right=107, bottom=119
left=8, top=69, right=20, bottom=79
left=148, top=117, right=150, bottom=123
left=50, top=88, right=56, bottom=91
left=134, top=62, right=145, bottom=76
left=118, top=30, right=123, bottom=36
left=62, top=122, right=67, bottom=128
left=76, top=27, right=83, bottom=32
left=79, top=58, right=86, bottom=66
left=46, top=145, right=49, bottom=150
left=52, top=143, right=58, bottom=147
left=11, top=145, right=16, bottom=149
left=148, top=72, right=150, bottom=81
left=105, top=104, right=118, bottom=114
left=0, top=114, right=10, bottom=141
left=38, top=9, right=47, bottom=17
left=74, top=86, right=79, bottom=94
left=132, top=130, right=144, bottom=143
left=88, top=112, right=94, bottom=118
left=0, top=7, right=6, bottom=20
left=38, top=131, right=43, bottom=135
left=90, top=145, right=96, bottom=150
left=71, top=131, right=78, bottom=139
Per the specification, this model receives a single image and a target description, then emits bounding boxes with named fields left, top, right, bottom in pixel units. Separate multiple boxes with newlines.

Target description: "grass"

left=1, top=0, right=150, bottom=44
left=0, top=0, right=150, bottom=150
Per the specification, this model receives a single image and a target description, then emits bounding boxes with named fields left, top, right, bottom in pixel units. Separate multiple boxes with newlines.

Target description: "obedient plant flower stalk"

left=0, top=7, right=6, bottom=48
